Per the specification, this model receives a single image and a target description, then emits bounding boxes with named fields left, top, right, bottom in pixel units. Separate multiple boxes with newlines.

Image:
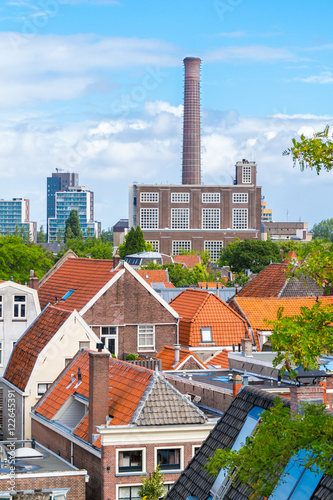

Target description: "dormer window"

left=201, top=327, right=212, bottom=343
left=13, top=295, right=26, bottom=318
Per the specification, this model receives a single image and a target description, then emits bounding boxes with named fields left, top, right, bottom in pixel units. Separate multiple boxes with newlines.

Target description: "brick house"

left=38, top=258, right=179, bottom=359
left=31, top=350, right=216, bottom=500
left=169, top=289, right=250, bottom=362
left=2, top=304, right=103, bottom=440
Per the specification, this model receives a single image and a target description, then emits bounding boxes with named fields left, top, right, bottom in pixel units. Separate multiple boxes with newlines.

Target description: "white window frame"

left=140, top=208, right=159, bottom=229
left=171, top=208, right=189, bottom=229
left=172, top=241, right=191, bottom=255
left=137, top=325, right=155, bottom=352
left=37, top=382, right=52, bottom=397
left=204, top=241, right=223, bottom=262
left=13, top=295, right=26, bottom=319
left=192, top=445, right=201, bottom=457
left=140, top=192, right=159, bottom=203
left=171, top=192, right=190, bottom=203
left=242, top=165, right=251, bottom=184
left=202, top=209, right=220, bottom=230
left=155, top=445, right=184, bottom=472
left=202, top=193, right=220, bottom=203
left=146, top=240, right=159, bottom=252
left=200, top=327, right=212, bottom=343
left=233, top=193, right=248, bottom=203
left=117, top=483, right=142, bottom=500
left=116, top=447, right=146, bottom=476
left=232, top=208, right=248, bottom=230
left=79, top=341, right=90, bottom=349
left=101, top=326, right=118, bottom=357
left=0, top=296, right=2, bottom=319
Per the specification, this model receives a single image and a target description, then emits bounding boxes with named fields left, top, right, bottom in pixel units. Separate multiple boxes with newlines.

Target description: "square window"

left=171, top=208, right=189, bottom=229
left=204, top=241, right=223, bottom=262
left=201, top=327, right=212, bottom=342
left=37, top=382, right=51, bottom=396
left=146, top=240, right=159, bottom=252
left=140, top=208, right=158, bottom=229
left=157, top=448, right=181, bottom=470
left=233, top=193, right=248, bottom=203
left=172, top=241, right=191, bottom=255
left=202, top=193, right=220, bottom=203
left=138, top=325, right=155, bottom=351
left=202, top=209, right=220, bottom=229
left=140, top=192, right=159, bottom=203
left=171, top=192, right=189, bottom=203
left=79, top=341, right=90, bottom=349
left=118, top=486, right=141, bottom=500
left=118, top=450, right=143, bottom=473
left=13, top=295, right=26, bottom=318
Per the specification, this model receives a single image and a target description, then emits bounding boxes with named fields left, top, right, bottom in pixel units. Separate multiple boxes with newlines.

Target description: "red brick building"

left=31, top=350, right=215, bottom=500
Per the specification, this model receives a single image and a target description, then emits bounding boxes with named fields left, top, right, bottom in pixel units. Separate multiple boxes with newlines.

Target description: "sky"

left=1, top=0, right=333, bottom=232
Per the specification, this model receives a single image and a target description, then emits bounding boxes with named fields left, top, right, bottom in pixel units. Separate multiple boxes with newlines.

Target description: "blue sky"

left=1, top=0, right=333, bottom=232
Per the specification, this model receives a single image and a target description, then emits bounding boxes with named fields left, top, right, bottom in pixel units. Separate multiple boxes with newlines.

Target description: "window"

left=118, top=450, right=143, bottom=473
left=13, top=295, right=26, bottom=318
left=171, top=192, right=189, bottom=203
left=138, top=325, right=155, bottom=351
left=233, top=193, right=248, bottom=203
left=204, top=241, right=223, bottom=262
left=242, top=165, right=251, bottom=183
left=79, top=341, right=90, bottom=349
left=101, top=326, right=118, bottom=357
left=202, top=209, right=220, bottom=229
left=118, top=485, right=141, bottom=500
left=232, top=208, right=248, bottom=230
left=200, top=327, right=212, bottom=343
left=156, top=448, right=181, bottom=471
left=171, top=208, right=189, bottom=229
left=140, top=192, right=159, bottom=203
left=146, top=240, right=159, bottom=252
left=202, top=193, right=220, bottom=203
left=0, top=296, right=2, bottom=319
left=172, top=241, right=191, bottom=255
left=192, top=445, right=201, bottom=456
left=37, top=382, right=51, bottom=396
left=140, top=208, right=158, bottom=229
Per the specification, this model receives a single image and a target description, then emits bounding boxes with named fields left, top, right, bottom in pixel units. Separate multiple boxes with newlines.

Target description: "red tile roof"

left=136, top=270, right=175, bottom=288
left=197, top=282, right=225, bottom=289
left=35, top=350, right=153, bottom=436
left=156, top=346, right=207, bottom=370
left=173, top=255, right=201, bottom=268
left=170, top=289, right=249, bottom=347
left=236, top=264, right=288, bottom=297
left=208, top=350, right=230, bottom=369
left=4, top=305, right=71, bottom=391
left=231, top=296, right=333, bottom=332
left=38, top=257, right=119, bottom=311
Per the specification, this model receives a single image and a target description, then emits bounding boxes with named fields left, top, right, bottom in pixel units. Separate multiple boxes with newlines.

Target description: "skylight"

left=61, top=289, right=75, bottom=301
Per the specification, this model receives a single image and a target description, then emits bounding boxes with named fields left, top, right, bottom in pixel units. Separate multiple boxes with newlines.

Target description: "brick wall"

left=0, top=475, right=86, bottom=500
left=180, top=356, right=204, bottom=371
left=325, top=375, right=333, bottom=412
left=290, top=385, right=325, bottom=415
left=164, top=374, right=232, bottom=413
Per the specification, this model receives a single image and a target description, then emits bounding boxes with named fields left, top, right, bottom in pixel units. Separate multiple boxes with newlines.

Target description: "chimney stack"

left=182, top=57, right=201, bottom=185
left=88, top=351, right=110, bottom=444
left=29, top=269, right=39, bottom=290
left=290, top=384, right=325, bottom=415
left=174, top=344, right=180, bottom=365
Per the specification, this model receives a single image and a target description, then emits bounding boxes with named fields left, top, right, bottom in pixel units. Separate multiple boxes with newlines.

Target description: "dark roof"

left=165, top=386, right=333, bottom=500
left=113, top=219, right=129, bottom=231
left=237, top=263, right=323, bottom=298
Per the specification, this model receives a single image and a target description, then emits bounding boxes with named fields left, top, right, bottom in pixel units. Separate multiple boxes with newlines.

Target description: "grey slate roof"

left=279, top=275, right=324, bottom=297
left=131, top=372, right=207, bottom=426
left=165, top=386, right=333, bottom=500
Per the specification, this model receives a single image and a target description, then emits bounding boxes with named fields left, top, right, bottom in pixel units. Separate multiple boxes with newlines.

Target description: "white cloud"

left=144, top=100, right=183, bottom=117
left=205, top=45, right=294, bottom=62
left=295, top=71, right=333, bottom=84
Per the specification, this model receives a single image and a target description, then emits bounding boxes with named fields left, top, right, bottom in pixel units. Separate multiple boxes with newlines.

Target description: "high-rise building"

left=47, top=187, right=101, bottom=243
left=128, top=58, right=262, bottom=261
left=47, top=170, right=79, bottom=230
left=0, top=198, right=37, bottom=242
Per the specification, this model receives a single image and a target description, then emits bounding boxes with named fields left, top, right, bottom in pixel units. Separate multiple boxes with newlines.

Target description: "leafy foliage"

left=206, top=398, right=333, bottom=499
left=218, top=238, right=282, bottom=273
left=37, top=225, right=46, bottom=243
left=267, top=302, right=333, bottom=375
left=141, top=261, right=223, bottom=287
left=118, top=226, right=151, bottom=259
left=311, top=218, right=333, bottom=242
left=0, top=236, right=53, bottom=282
left=65, top=210, right=83, bottom=242
left=283, top=125, right=333, bottom=174
left=138, top=463, right=165, bottom=500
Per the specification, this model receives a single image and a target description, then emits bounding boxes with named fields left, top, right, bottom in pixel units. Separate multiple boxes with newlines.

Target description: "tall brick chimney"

left=88, top=351, right=110, bottom=444
left=182, top=57, right=201, bottom=185
left=29, top=269, right=39, bottom=290
left=290, top=384, right=325, bottom=415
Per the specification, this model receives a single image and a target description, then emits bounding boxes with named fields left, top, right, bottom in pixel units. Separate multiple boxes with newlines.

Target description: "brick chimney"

left=88, top=351, right=110, bottom=444
left=290, top=384, right=325, bottom=415
left=241, top=338, right=253, bottom=357
left=233, top=374, right=242, bottom=398
left=29, top=269, right=39, bottom=290
left=113, top=251, right=121, bottom=269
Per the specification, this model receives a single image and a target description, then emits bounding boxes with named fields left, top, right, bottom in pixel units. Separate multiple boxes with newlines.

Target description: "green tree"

left=56, top=227, right=64, bottom=244
left=310, top=218, right=333, bottom=241
left=218, top=238, right=282, bottom=273
left=65, top=210, right=83, bottom=242
left=37, top=225, right=46, bottom=243
left=283, top=125, right=333, bottom=174
left=138, top=463, right=165, bottom=500
left=118, top=226, right=150, bottom=259
left=101, top=227, right=113, bottom=243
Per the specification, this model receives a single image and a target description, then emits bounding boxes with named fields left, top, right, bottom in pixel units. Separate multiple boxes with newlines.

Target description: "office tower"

left=47, top=171, right=79, bottom=225
left=0, top=198, right=37, bottom=242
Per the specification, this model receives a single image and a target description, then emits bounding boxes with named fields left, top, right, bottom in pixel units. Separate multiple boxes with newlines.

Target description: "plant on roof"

left=138, top=463, right=166, bottom=500
left=126, top=353, right=138, bottom=360
left=205, top=397, right=333, bottom=499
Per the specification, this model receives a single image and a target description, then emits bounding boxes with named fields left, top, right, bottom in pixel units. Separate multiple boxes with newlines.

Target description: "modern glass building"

left=47, top=171, right=79, bottom=236
left=0, top=198, right=37, bottom=242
